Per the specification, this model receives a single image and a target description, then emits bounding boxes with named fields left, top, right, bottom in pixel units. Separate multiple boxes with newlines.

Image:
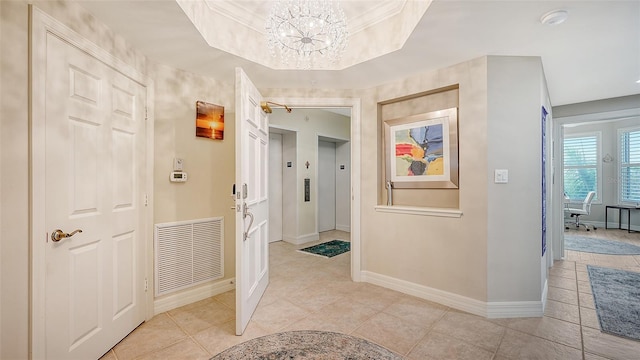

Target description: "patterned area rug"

left=587, top=265, right=640, bottom=341
left=211, top=330, right=402, bottom=359
left=298, top=240, right=350, bottom=258
left=565, top=235, right=640, bottom=255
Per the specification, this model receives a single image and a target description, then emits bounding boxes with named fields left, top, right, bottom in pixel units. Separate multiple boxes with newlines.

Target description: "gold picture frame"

left=384, top=107, right=458, bottom=189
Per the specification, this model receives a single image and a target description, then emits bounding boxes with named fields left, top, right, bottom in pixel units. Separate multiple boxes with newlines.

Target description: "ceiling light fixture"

left=540, top=9, right=569, bottom=25
left=266, top=0, right=348, bottom=69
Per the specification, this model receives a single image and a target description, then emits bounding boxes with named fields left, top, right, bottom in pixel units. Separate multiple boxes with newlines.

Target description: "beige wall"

left=365, top=58, right=490, bottom=300
left=1, top=2, right=30, bottom=357
left=0, top=2, right=236, bottom=357
left=149, top=62, right=236, bottom=283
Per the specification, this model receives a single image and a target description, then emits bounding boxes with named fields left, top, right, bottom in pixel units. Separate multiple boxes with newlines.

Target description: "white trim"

left=541, top=277, right=548, bottom=312
left=144, top=82, right=156, bottom=321
left=335, top=224, right=351, bottom=232
left=555, top=107, right=640, bottom=261
left=617, top=124, right=640, bottom=206
left=362, top=271, right=544, bottom=318
left=557, top=108, right=640, bottom=125
left=30, top=6, right=154, bottom=358
left=316, top=132, right=350, bottom=236
left=283, top=232, right=320, bottom=245
left=487, top=278, right=546, bottom=319
left=153, top=278, right=235, bottom=314
left=266, top=97, right=362, bottom=282
left=374, top=205, right=463, bottom=217
left=587, top=220, right=640, bottom=232
left=486, top=301, right=544, bottom=318
left=362, top=271, right=486, bottom=317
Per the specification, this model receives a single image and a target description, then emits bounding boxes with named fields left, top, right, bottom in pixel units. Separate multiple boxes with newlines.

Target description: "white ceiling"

left=71, top=0, right=640, bottom=106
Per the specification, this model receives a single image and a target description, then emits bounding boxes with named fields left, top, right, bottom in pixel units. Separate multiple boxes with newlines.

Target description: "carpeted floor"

left=565, top=235, right=640, bottom=255
left=210, top=330, right=403, bottom=359
left=298, top=240, right=350, bottom=258
left=587, top=265, right=640, bottom=341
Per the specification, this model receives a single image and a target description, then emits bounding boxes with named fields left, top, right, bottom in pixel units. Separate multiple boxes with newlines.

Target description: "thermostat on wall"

left=170, top=171, right=188, bottom=182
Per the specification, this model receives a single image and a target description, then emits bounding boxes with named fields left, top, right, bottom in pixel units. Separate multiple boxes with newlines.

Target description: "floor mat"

left=298, top=240, right=350, bottom=258
left=587, top=265, right=640, bottom=341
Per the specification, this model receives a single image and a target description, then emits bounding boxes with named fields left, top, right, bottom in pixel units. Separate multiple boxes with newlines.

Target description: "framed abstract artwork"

left=384, top=107, right=458, bottom=189
left=195, top=101, right=224, bottom=140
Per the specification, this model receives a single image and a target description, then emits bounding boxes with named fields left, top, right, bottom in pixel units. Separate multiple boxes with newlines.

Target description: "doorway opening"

left=552, top=107, right=640, bottom=260
left=266, top=98, right=361, bottom=282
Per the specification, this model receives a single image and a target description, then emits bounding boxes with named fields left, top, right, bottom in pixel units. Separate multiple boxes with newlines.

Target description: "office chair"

left=565, top=191, right=596, bottom=231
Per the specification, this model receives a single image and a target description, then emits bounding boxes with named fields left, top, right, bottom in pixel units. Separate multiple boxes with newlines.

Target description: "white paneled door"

left=37, top=18, right=148, bottom=359
left=235, top=68, right=270, bottom=335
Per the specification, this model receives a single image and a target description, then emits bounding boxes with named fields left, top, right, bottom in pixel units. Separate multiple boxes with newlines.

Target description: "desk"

left=605, top=205, right=639, bottom=233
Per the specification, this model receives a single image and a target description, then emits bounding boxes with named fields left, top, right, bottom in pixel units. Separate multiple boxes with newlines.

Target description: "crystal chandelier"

left=265, top=0, right=348, bottom=69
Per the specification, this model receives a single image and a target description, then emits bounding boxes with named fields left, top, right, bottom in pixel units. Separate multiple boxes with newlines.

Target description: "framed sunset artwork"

left=195, top=101, right=224, bottom=140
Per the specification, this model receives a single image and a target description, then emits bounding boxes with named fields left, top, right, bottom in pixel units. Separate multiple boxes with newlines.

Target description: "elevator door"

left=268, top=133, right=283, bottom=242
left=318, top=141, right=336, bottom=232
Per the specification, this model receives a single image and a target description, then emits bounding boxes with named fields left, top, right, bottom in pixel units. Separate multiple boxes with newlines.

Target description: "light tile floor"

left=101, top=228, right=640, bottom=360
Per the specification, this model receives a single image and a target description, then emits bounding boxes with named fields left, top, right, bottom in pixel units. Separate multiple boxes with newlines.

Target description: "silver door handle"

left=243, top=203, right=254, bottom=241
left=51, top=229, right=82, bottom=242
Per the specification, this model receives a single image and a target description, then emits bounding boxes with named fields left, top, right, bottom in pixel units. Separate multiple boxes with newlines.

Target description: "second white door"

left=40, top=24, right=147, bottom=359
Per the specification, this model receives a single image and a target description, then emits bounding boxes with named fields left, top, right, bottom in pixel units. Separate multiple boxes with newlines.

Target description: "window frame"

left=617, top=125, right=640, bottom=205
left=562, top=131, right=602, bottom=204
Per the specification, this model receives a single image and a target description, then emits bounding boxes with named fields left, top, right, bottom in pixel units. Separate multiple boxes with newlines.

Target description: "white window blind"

left=563, top=134, right=599, bottom=201
left=619, top=127, right=640, bottom=204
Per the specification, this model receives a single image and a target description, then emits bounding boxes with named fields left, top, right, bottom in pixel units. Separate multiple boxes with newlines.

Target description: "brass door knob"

left=51, top=229, right=83, bottom=242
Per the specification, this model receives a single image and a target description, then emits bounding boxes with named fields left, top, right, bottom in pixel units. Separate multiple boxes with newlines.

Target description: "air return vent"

left=154, top=217, right=223, bottom=296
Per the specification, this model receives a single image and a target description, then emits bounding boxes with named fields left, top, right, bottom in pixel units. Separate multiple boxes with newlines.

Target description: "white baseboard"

left=541, top=277, right=548, bottom=313
left=361, top=271, right=486, bottom=317
left=486, top=300, right=544, bottom=318
left=361, top=271, right=543, bottom=319
left=284, top=232, right=319, bottom=245
left=568, top=221, right=640, bottom=232
left=335, top=224, right=351, bottom=232
left=154, top=278, right=235, bottom=314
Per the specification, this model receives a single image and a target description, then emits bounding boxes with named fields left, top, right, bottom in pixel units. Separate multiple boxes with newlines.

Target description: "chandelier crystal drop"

left=265, top=0, right=348, bottom=69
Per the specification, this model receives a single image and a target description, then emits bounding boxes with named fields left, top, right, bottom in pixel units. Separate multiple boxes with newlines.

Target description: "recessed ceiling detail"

left=175, top=0, right=432, bottom=70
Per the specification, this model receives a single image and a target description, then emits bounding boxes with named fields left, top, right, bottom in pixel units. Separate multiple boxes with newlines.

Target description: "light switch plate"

left=494, top=169, right=508, bottom=184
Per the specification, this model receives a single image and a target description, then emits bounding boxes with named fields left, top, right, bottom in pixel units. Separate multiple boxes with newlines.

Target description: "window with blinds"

left=563, top=133, right=600, bottom=201
left=619, top=127, right=640, bottom=204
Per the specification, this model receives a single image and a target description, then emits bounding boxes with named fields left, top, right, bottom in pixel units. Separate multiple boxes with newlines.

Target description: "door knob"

left=51, top=229, right=82, bottom=242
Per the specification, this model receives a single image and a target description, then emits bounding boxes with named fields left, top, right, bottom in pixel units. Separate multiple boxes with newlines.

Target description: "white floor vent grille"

left=154, top=217, right=224, bottom=296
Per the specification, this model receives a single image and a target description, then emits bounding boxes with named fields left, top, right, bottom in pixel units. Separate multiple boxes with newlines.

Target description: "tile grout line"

left=491, top=324, right=508, bottom=360
left=164, top=310, right=214, bottom=358
left=573, top=258, right=586, bottom=360
left=401, top=306, right=451, bottom=359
